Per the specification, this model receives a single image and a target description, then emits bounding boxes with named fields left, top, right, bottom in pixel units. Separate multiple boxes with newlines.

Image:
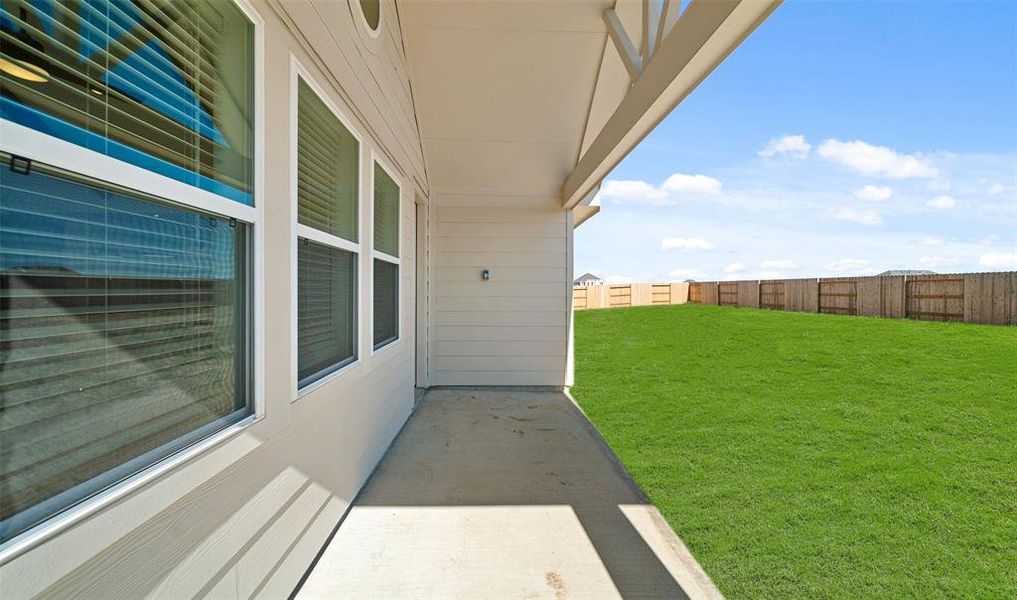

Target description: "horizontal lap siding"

left=433, top=194, right=567, bottom=386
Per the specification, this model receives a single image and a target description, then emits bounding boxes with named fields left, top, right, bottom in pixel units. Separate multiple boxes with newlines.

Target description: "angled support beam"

left=564, top=0, right=782, bottom=209
left=603, top=9, right=642, bottom=82
left=642, top=0, right=662, bottom=63
left=655, top=0, right=684, bottom=54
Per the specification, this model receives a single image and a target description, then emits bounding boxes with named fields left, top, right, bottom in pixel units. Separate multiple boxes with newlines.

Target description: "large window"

left=372, top=161, right=399, bottom=350
left=0, top=0, right=255, bottom=204
left=296, top=77, right=359, bottom=389
left=0, top=158, right=251, bottom=544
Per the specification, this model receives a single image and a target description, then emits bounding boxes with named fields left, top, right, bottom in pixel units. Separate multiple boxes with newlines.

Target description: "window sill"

left=371, top=337, right=401, bottom=357
left=294, top=359, right=362, bottom=402
left=0, top=412, right=263, bottom=566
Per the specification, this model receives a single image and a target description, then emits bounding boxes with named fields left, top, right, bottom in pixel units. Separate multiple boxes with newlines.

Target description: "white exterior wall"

left=0, top=1, right=424, bottom=597
left=431, top=194, right=571, bottom=387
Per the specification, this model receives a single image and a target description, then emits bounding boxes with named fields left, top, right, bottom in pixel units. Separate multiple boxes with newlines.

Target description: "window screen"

left=297, top=79, right=358, bottom=242
left=373, top=163, right=399, bottom=257
left=372, top=163, right=398, bottom=350
left=296, top=77, right=359, bottom=388
left=0, top=158, right=250, bottom=544
left=372, top=258, right=398, bottom=349
left=297, top=242, right=356, bottom=386
left=0, top=0, right=255, bottom=204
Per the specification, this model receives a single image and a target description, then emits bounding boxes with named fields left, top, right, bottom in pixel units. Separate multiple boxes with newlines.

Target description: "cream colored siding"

left=0, top=0, right=423, bottom=596
left=432, top=194, right=569, bottom=387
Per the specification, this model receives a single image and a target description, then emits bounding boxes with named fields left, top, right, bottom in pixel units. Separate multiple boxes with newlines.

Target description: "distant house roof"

left=878, top=269, right=937, bottom=276
left=573, top=272, right=603, bottom=284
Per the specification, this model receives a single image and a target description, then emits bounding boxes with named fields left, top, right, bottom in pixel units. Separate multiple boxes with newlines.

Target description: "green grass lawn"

left=571, top=304, right=1016, bottom=599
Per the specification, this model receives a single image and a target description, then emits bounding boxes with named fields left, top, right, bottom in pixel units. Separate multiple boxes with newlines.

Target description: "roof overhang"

left=565, top=0, right=783, bottom=213
left=399, top=0, right=780, bottom=223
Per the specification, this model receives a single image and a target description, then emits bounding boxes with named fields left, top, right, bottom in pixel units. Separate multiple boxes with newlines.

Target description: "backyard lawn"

left=571, top=304, right=1016, bottom=599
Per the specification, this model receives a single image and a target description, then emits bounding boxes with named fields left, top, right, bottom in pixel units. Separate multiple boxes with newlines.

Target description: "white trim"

left=369, top=149, right=403, bottom=354
left=347, top=0, right=383, bottom=40
left=0, top=122, right=257, bottom=224
left=0, top=0, right=267, bottom=561
left=373, top=249, right=400, bottom=264
left=298, top=224, right=361, bottom=255
left=290, top=54, right=366, bottom=399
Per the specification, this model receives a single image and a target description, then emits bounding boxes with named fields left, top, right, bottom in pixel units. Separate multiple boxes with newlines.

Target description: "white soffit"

left=401, top=0, right=615, bottom=198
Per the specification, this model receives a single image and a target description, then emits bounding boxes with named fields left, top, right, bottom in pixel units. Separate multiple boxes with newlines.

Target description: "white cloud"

left=918, top=255, right=959, bottom=269
left=979, top=252, right=1017, bottom=270
left=827, top=258, right=871, bottom=273
left=661, top=173, right=722, bottom=196
left=817, top=139, right=939, bottom=179
left=919, top=237, right=944, bottom=247
left=724, top=262, right=746, bottom=274
left=854, top=185, right=893, bottom=202
left=600, top=173, right=721, bottom=204
left=600, top=179, right=669, bottom=204
left=758, top=134, right=811, bottom=159
left=668, top=268, right=702, bottom=280
left=760, top=259, right=796, bottom=270
left=927, top=195, right=956, bottom=209
left=758, top=270, right=785, bottom=279
left=982, top=234, right=1000, bottom=245
left=988, top=182, right=1007, bottom=196
left=828, top=207, right=883, bottom=225
left=603, top=274, right=633, bottom=284
left=661, top=237, right=714, bottom=251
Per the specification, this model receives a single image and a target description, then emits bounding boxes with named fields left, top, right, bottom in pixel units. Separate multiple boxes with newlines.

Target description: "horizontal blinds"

left=297, top=78, right=358, bottom=241
left=298, top=241, right=356, bottom=385
left=373, top=258, right=398, bottom=349
left=373, top=163, right=399, bottom=257
left=0, top=161, right=249, bottom=543
left=0, top=0, right=254, bottom=204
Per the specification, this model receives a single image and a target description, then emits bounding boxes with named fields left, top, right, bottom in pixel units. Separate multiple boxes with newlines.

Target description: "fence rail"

left=574, top=282, right=690, bottom=311
left=687, top=272, right=1016, bottom=325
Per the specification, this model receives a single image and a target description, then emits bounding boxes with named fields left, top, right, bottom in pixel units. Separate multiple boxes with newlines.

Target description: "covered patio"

left=295, top=389, right=720, bottom=599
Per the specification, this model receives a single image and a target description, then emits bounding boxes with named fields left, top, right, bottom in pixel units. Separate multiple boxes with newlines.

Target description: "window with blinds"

left=0, top=0, right=254, bottom=205
left=373, top=163, right=399, bottom=258
left=373, top=162, right=399, bottom=350
left=0, top=157, right=251, bottom=544
left=298, top=242, right=356, bottom=386
left=296, top=75, right=359, bottom=388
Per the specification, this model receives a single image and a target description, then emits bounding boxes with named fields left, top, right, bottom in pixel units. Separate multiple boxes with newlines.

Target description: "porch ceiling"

left=399, top=0, right=630, bottom=198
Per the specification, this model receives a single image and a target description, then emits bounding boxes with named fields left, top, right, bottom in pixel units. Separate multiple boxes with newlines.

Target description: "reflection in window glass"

left=0, top=159, right=250, bottom=544
left=0, top=0, right=255, bottom=204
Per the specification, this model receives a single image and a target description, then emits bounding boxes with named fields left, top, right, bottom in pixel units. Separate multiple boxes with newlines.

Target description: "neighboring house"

left=574, top=272, right=605, bottom=286
left=0, top=0, right=779, bottom=595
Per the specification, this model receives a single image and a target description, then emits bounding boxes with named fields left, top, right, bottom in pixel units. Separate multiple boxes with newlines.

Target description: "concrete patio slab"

left=295, top=389, right=721, bottom=599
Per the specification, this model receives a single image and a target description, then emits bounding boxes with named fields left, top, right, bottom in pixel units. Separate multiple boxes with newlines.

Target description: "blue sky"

left=576, top=0, right=1017, bottom=283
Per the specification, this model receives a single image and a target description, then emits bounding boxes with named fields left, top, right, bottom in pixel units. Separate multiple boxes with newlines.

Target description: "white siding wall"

left=432, top=194, right=570, bottom=387
left=0, top=0, right=426, bottom=596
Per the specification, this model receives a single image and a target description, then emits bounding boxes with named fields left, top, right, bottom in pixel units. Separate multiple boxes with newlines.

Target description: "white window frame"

left=0, top=0, right=266, bottom=560
left=369, top=149, right=403, bottom=355
left=290, top=55, right=365, bottom=400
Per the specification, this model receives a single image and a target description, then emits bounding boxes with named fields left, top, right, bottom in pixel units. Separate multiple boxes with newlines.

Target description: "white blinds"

left=373, top=163, right=399, bottom=257
left=373, top=258, right=398, bottom=349
left=297, top=78, right=358, bottom=241
left=0, top=0, right=254, bottom=204
left=297, top=242, right=357, bottom=385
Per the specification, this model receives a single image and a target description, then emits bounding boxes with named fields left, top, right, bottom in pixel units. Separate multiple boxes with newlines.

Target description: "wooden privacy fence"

left=688, top=272, right=1017, bottom=325
left=574, top=282, right=690, bottom=311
